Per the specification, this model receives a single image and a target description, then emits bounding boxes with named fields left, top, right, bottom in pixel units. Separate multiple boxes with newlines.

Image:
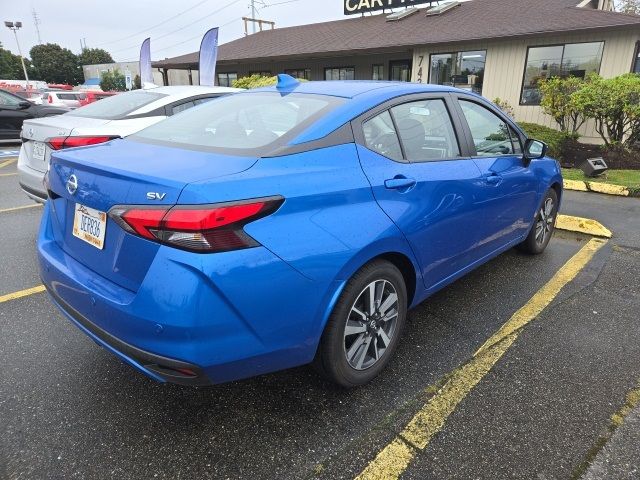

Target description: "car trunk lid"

left=47, top=139, right=259, bottom=292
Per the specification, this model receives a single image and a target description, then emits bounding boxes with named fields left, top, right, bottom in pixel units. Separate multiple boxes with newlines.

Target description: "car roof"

left=146, top=85, right=242, bottom=96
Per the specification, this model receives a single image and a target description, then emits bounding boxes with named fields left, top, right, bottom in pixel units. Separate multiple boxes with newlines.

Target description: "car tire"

left=313, top=260, right=407, bottom=387
left=518, top=188, right=559, bottom=255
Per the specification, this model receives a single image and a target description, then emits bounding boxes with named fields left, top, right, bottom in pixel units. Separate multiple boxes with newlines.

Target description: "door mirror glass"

left=524, top=139, right=547, bottom=159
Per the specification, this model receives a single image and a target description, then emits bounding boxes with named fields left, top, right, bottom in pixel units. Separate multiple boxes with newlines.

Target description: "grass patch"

left=562, top=168, right=640, bottom=194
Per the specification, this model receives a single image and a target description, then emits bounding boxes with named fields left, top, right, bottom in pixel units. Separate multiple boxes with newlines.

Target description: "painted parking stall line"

left=355, top=237, right=608, bottom=480
left=0, top=285, right=46, bottom=304
left=0, top=204, right=43, bottom=214
left=0, top=157, right=18, bottom=168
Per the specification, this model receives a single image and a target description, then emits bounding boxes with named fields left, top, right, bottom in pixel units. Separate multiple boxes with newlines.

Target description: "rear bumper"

left=17, top=146, right=47, bottom=203
left=37, top=202, right=332, bottom=385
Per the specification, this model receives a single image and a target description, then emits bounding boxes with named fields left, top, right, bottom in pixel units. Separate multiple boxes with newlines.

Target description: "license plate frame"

left=72, top=203, right=107, bottom=250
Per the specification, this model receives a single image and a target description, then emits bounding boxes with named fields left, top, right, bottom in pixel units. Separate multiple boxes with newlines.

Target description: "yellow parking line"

left=0, top=285, right=46, bottom=304
left=0, top=158, right=17, bottom=168
left=355, top=237, right=607, bottom=480
left=0, top=204, right=42, bottom=214
left=0, top=172, right=17, bottom=177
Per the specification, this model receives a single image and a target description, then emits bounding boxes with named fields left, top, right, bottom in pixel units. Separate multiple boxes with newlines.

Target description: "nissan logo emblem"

left=66, top=174, right=78, bottom=195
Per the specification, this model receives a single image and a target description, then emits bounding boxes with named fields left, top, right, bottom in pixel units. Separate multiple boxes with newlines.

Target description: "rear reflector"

left=47, top=135, right=119, bottom=150
left=109, top=197, right=284, bottom=253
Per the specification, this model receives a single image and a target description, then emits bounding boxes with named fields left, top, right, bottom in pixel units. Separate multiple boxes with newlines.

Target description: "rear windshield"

left=131, top=92, right=345, bottom=155
left=67, top=90, right=166, bottom=119
left=58, top=93, right=85, bottom=100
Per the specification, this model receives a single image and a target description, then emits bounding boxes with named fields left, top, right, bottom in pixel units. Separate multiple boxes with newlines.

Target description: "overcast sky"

left=0, top=0, right=347, bottom=62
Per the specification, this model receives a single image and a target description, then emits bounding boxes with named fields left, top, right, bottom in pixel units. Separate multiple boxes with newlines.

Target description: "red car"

left=78, top=91, right=118, bottom=107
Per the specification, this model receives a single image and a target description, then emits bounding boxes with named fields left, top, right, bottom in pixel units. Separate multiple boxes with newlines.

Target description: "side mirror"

left=18, top=101, right=32, bottom=109
left=523, top=138, right=548, bottom=164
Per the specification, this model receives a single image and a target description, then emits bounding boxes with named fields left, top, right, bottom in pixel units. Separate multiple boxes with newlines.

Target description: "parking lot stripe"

left=0, top=285, right=46, bottom=304
left=0, top=158, right=17, bottom=169
left=0, top=204, right=42, bottom=214
left=355, top=237, right=607, bottom=480
left=0, top=172, right=17, bottom=177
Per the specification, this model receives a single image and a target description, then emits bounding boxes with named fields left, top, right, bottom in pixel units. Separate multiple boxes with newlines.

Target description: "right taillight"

left=108, top=196, right=284, bottom=253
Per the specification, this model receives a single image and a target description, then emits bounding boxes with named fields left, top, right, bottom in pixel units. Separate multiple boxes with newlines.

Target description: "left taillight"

left=47, top=135, right=118, bottom=150
left=108, top=197, right=284, bottom=253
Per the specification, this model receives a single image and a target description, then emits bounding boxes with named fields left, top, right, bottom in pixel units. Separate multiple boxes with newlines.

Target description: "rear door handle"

left=384, top=177, right=416, bottom=190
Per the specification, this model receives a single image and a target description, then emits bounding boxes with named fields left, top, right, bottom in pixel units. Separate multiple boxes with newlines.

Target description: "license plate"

left=72, top=203, right=107, bottom=250
left=32, top=141, right=46, bottom=162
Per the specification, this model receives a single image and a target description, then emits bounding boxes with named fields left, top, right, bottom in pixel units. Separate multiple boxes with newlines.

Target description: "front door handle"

left=385, top=177, right=416, bottom=190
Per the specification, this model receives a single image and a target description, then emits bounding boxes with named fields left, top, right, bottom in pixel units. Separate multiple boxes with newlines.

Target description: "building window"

left=633, top=42, right=640, bottom=74
left=325, top=67, right=355, bottom=81
left=249, top=70, right=271, bottom=77
left=389, top=60, right=412, bottom=82
left=429, top=51, right=486, bottom=94
left=284, top=68, right=312, bottom=80
left=372, top=64, right=384, bottom=80
left=217, top=72, right=238, bottom=87
left=520, top=41, right=604, bottom=105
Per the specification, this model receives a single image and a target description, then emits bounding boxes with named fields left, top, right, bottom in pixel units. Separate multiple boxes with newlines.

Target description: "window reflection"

left=429, top=51, right=486, bottom=94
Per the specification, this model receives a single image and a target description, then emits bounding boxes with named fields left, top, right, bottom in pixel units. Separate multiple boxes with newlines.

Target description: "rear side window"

left=132, top=92, right=346, bottom=155
left=362, top=111, right=403, bottom=161
left=390, top=99, right=460, bottom=161
left=459, top=100, right=519, bottom=156
left=67, top=90, right=166, bottom=119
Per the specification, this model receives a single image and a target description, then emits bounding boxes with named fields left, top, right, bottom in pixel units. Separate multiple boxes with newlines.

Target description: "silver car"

left=18, top=85, right=240, bottom=203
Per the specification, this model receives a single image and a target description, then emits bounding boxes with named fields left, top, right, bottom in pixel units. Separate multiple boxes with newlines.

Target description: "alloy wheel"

left=343, top=279, right=399, bottom=370
left=535, top=197, right=555, bottom=245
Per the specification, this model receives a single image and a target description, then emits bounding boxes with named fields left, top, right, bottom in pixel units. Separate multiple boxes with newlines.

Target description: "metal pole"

left=12, top=28, right=30, bottom=88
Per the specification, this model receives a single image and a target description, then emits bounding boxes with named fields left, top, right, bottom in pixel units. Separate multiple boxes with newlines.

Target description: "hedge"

left=518, top=122, right=576, bottom=161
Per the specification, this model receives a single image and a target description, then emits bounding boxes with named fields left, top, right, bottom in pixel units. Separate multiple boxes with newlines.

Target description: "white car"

left=41, top=91, right=87, bottom=109
left=18, top=85, right=240, bottom=203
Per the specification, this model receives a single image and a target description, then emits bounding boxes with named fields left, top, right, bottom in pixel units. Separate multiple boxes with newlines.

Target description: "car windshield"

left=131, top=92, right=346, bottom=155
left=66, top=90, right=166, bottom=119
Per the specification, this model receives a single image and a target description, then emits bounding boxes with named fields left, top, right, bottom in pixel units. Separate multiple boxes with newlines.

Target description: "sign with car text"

left=344, top=0, right=435, bottom=15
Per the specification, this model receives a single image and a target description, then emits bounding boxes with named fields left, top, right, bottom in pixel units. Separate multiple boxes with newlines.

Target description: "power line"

left=111, top=0, right=243, bottom=54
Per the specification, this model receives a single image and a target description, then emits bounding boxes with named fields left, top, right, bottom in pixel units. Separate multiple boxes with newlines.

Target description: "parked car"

left=0, top=89, right=67, bottom=143
left=78, top=91, right=118, bottom=107
left=42, top=91, right=87, bottom=109
left=18, top=85, right=240, bottom=202
left=38, top=77, right=562, bottom=387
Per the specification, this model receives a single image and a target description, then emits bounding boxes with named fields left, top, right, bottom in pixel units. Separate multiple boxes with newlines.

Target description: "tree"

left=0, top=47, right=23, bottom=79
left=573, top=73, right=640, bottom=147
left=77, top=48, right=114, bottom=66
left=615, top=0, right=640, bottom=14
left=133, top=74, right=141, bottom=90
left=100, top=69, right=126, bottom=91
left=30, top=43, right=82, bottom=85
left=539, top=76, right=587, bottom=134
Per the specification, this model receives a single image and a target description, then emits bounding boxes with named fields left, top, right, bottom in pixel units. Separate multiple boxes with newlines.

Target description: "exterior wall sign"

left=344, top=0, right=434, bottom=15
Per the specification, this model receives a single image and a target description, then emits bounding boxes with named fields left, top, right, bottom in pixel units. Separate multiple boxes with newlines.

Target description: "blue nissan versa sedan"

left=38, top=76, right=562, bottom=387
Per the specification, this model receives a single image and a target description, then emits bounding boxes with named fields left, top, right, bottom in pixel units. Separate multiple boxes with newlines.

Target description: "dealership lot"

left=1, top=145, right=639, bottom=479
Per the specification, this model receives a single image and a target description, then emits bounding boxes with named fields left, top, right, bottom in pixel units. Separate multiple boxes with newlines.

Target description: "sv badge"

left=146, top=192, right=167, bottom=201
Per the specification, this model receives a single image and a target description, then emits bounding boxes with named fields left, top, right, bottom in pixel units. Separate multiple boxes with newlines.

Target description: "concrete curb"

left=556, top=214, right=612, bottom=239
left=563, top=179, right=630, bottom=197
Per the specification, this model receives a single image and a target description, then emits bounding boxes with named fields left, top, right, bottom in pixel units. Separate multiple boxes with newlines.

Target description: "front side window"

left=429, top=51, right=486, bottom=94
left=459, top=100, right=519, bottom=156
left=132, top=92, right=346, bottom=155
left=67, top=90, right=165, bottom=119
left=217, top=72, right=238, bottom=87
left=325, top=67, right=355, bottom=81
left=391, top=99, right=460, bottom=161
left=521, top=41, right=604, bottom=105
left=285, top=68, right=312, bottom=80
left=362, top=111, right=403, bottom=161
left=0, top=90, right=21, bottom=106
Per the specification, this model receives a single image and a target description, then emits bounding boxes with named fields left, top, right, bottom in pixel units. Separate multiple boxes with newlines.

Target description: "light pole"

left=4, top=21, right=30, bottom=88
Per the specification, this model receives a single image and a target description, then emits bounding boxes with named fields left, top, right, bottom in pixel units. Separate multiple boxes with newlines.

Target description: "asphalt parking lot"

left=1, top=145, right=639, bottom=480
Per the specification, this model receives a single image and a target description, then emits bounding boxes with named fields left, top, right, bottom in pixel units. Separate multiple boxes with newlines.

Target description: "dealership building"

left=152, top=0, right=640, bottom=143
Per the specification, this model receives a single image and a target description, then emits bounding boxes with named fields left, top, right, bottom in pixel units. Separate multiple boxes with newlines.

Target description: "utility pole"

left=32, top=8, right=42, bottom=44
left=4, top=21, right=30, bottom=88
left=250, top=0, right=257, bottom=33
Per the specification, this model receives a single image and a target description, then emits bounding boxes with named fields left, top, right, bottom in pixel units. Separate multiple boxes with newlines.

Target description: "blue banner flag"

left=199, top=28, right=219, bottom=87
left=139, top=37, right=154, bottom=88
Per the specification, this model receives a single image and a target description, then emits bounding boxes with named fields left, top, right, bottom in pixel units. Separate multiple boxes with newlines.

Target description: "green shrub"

left=538, top=76, right=587, bottom=134
left=518, top=122, right=576, bottom=160
left=99, top=69, right=126, bottom=91
left=492, top=97, right=514, bottom=119
left=232, top=74, right=308, bottom=89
